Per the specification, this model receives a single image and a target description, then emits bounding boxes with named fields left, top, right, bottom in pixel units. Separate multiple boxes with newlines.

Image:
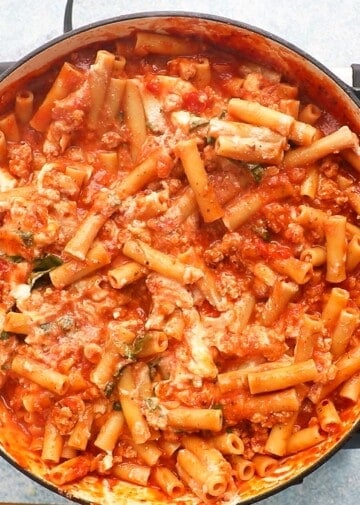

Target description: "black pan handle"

left=0, top=0, right=74, bottom=76
left=351, top=64, right=360, bottom=99
left=63, top=0, right=74, bottom=33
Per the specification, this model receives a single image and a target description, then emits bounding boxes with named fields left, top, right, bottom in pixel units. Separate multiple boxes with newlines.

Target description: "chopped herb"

left=206, top=136, right=216, bottom=146
left=0, top=331, right=9, bottom=340
left=189, top=114, right=209, bottom=130
left=113, top=401, right=122, bottom=411
left=253, top=223, right=272, bottom=242
left=104, top=381, right=115, bottom=398
left=6, top=255, right=24, bottom=263
left=219, top=109, right=227, bottom=119
left=39, top=322, right=54, bottom=333
left=144, top=397, right=160, bottom=412
left=58, top=315, right=74, bottom=332
left=148, top=357, right=161, bottom=379
left=18, top=230, right=34, bottom=248
left=212, top=403, right=223, bottom=410
left=30, top=254, right=63, bottom=289
left=246, top=163, right=265, bottom=184
left=124, top=333, right=149, bottom=359
left=33, top=254, right=63, bottom=272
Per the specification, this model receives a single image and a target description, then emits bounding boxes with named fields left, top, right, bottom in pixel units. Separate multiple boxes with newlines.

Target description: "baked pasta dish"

left=0, top=28, right=360, bottom=504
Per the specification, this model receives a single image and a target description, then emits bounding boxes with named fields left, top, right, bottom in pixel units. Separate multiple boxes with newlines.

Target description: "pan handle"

left=63, top=0, right=74, bottom=33
left=351, top=64, right=360, bottom=99
left=0, top=0, right=73, bottom=76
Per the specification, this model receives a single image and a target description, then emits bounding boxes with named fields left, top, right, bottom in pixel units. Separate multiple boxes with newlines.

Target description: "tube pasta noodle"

left=271, top=257, right=313, bottom=284
left=94, top=411, right=125, bottom=452
left=247, top=359, right=318, bottom=394
left=300, top=246, right=326, bottom=266
left=330, top=308, right=359, bottom=358
left=97, top=151, right=119, bottom=176
left=265, top=413, right=297, bottom=456
left=0, top=112, right=20, bottom=142
left=152, top=467, right=185, bottom=498
left=11, top=355, right=68, bottom=395
left=64, top=190, right=120, bottom=260
left=15, top=89, right=34, bottom=124
left=133, top=441, right=162, bottom=466
left=118, top=365, right=151, bottom=445
left=342, top=147, right=360, bottom=173
left=215, top=135, right=285, bottom=164
left=68, top=405, right=94, bottom=451
left=90, top=327, right=136, bottom=390
left=0, top=130, right=6, bottom=162
left=134, top=31, right=201, bottom=56
left=222, top=182, right=293, bottom=231
left=217, top=369, right=249, bottom=393
left=286, top=425, right=324, bottom=454
left=41, top=421, right=63, bottom=463
left=210, top=432, right=244, bottom=454
left=252, top=455, right=278, bottom=477
left=346, top=233, right=360, bottom=271
left=123, top=238, right=203, bottom=284
left=289, top=119, right=320, bottom=145
left=260, top=279, right=298, bottom=327
left=300, top=165, right=319, bottom=198
left=228, top=98, right=295, bottom=136
left=104, top=77, right=126, bottom=119
left=176, top=448, right=228, bottom=498
left=284, top=126, right=359, bottom=168
left=167, top=407, right=223, bottom=432
left=1, top=28, right=360, bottom=504
left=278, top=98, right=299, bottom=119
left=317, top=346, right=360, bottom=401
left=123, top=79, right=147, bottom=162
left=87, top=50, right=116, bottom=130
left=30, top=62, right=84, bottom=132
left=339, top=372, right=360, bottom=403
left=316, top=399, right=341, bottom=433
left=294, top=314, right=323, bottom=363
left=322, top=287, right=350, bottom=329
left=230, top=456, right=255, bottom=481
left=182, top=57, right=211, bottom=88
left=3, top=311, right=31, bottom=334
left=47, top=456, right=92, bottom=486
left=112, top=462, right=151, bottom=486
left=50, top=241, right=111, bottom=288
left=223, top=389, right=300, bottom=421
left=297, top=204, right=360, bottom=237
left=176, top=138, right=224, bottom=222
left=108, top=261, right=147, bottom=289
left=325, top=215, right=347, bottom=283
left=115, top=153, right=159, bottom=199
left=135, top=330, right=168, bottom=357
left=298, top=103, right=322, bottom=125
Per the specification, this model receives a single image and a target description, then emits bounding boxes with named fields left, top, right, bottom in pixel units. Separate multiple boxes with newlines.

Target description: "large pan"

left=0, top=8, right=360, bottom=505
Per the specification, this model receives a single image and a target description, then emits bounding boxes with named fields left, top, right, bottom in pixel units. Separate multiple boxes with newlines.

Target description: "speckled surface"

left=0, top=1, right=359, bottom=504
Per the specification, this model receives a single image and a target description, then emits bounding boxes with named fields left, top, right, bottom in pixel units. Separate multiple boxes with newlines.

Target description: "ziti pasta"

left=0, top=28, right=359, bottom=505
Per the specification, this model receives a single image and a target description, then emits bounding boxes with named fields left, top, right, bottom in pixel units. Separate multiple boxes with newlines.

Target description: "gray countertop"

left=0, top=1, right=359, bottom=504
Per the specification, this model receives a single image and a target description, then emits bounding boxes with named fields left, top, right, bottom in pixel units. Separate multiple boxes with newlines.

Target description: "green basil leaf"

left=189, top=114, right=209, bottom=130
left=247, top=163, right=265, bottom=184
left=18, top=230, right=34, bottom=248
left=30, top=254, right=63, bottom=289
left=6, top=255, right=25, bottom=263
left=33, top=254, right=63, bottom=272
